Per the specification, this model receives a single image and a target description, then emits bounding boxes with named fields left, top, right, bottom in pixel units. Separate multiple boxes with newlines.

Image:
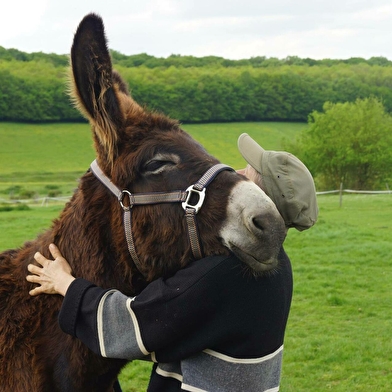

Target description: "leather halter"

left=90, top=160, right=234, bottom=277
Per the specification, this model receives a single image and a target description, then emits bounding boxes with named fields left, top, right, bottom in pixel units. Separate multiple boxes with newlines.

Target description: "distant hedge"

left=1, top=46, right=392, bottom=123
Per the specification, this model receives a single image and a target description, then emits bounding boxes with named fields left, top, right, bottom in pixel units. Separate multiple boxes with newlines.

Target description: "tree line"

left=1, top=46, right=392, bottom=123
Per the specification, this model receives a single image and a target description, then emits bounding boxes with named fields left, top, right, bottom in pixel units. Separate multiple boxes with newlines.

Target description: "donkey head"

left=70, top=13, right=286, bottom=282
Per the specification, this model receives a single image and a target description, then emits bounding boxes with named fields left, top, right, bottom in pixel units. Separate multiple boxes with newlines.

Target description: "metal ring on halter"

left=182, top=185, right=206, bottom=213
left=119, top=190, right=133, bottom=211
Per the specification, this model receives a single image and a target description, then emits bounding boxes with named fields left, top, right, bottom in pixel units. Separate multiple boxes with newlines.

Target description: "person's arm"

left=59, top=253, right=234, bottom=361
left=27, top=245, right=291, bottom=363
left=26, top=245, right=240, bottom=361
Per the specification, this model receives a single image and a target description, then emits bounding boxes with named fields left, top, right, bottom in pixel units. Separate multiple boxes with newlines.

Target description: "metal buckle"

left=182, top=185, right=206, bottom=213
left=119, top=190, right=133, bottom=211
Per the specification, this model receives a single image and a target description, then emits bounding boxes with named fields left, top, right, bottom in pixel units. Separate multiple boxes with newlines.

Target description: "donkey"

left=0, top=13, right=286, bottom=391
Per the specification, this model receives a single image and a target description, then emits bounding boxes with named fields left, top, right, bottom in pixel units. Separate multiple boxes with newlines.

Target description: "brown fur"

left=0, top=14, right=241, bottom=391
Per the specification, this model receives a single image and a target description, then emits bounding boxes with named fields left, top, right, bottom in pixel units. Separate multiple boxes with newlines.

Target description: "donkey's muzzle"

left=219, top=181, right=287, bottom=273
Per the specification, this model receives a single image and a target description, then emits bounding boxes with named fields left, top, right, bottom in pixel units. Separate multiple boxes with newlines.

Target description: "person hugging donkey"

left=27, top=133, right=318, bottom=392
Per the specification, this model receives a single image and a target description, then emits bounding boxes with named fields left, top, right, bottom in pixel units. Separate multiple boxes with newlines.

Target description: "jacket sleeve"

left=57, top=251, right=291, bottom=363
left=58, top=254, right=231, bottom=360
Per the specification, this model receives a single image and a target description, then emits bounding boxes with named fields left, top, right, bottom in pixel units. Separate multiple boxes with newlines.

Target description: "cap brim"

left=237, top=133, right=265, bottom=172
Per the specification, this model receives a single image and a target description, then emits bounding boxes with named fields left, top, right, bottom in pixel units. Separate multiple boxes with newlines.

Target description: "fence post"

left=339, top=182, right=343, bottom=207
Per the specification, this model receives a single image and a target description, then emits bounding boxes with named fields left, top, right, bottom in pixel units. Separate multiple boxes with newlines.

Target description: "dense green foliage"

left=288, top=98, right=392, bottom=190
left=1, top=46, right=392, bottom=123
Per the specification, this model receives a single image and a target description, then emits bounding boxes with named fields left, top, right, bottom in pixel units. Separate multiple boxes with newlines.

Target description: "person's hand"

left=26, top=244, right=75, bottom=297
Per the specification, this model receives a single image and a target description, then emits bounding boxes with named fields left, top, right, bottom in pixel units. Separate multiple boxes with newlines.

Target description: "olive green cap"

left=238, top=133, right=318, bottom=231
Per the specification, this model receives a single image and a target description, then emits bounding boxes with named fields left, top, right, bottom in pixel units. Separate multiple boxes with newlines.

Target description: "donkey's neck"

left=50, top=174, right=140, bottom=295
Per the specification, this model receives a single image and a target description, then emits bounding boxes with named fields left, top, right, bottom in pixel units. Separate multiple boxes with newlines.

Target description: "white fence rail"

left=316, top=189, right=392, bottom=195
left=0, top=196, right=72, bottom=206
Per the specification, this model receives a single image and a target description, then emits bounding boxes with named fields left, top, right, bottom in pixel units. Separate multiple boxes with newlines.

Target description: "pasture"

left=0, top=122, right=391, bottom=391
left=0, top=121, right=304, bottom=199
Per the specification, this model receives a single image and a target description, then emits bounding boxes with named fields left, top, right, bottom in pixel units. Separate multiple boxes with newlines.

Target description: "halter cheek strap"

left=181, top=163, right=234, bottom=260
left=90, top=160, right=234, bottom=277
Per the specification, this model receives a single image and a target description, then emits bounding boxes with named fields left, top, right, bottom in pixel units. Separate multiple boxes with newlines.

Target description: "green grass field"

left=0, top=122, right=391, bottom=391
left=0, top=121, right=306, bottom=200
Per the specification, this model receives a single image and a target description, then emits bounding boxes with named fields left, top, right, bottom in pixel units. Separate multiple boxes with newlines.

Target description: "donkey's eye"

left=144, top=153, right=180, bottom=174
left=144, top=160, right=176, bottom=174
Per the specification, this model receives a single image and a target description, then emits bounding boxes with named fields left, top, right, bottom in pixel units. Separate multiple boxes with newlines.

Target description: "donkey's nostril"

left=250, top=211, right=285, bottom=236
left=252, top=215, right=264, bottom=231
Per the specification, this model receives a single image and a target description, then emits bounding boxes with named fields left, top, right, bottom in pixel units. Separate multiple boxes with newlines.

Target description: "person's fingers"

left=29, top=286, right=43, bottom=296
left=27, top=263, right=42, bottom=275
left=26, top=271, right=45, bottom=296
left=33, top=252, right=50, bottom=267
left=49, top=243, right=63, bottom=260
left=26, top=272, right=41, bottom=283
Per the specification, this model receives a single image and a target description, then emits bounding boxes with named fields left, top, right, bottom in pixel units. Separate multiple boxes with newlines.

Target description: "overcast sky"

left=1, top=0, right=392, bottom=60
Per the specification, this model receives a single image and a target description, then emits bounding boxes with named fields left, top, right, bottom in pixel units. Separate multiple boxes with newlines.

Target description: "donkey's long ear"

left=70, top=13, right=126, bottom=166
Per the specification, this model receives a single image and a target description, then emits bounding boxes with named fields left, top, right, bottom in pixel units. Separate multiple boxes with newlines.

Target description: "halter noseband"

left=90, top=160, right=234, bottom=277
